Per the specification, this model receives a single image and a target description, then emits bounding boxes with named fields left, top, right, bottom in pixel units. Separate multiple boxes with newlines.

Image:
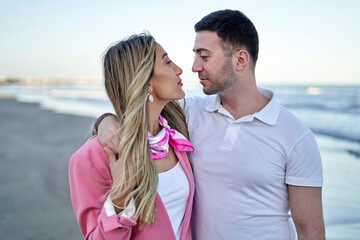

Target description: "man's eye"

left=200, top=56, right=208, bottom=60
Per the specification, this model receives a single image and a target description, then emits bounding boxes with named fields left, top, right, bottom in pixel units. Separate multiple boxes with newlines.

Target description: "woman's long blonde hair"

left=103, top=33, right=189, bottom=227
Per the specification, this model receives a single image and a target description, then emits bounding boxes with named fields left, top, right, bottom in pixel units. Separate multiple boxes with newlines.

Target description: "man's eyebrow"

left=193, top=48, right=211, bottom=53
left=162, top=53, right=168, bottom=59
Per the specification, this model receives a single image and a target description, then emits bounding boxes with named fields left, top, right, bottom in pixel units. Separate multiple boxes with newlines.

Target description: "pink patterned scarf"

left=148, top=115, right=194, bottom=160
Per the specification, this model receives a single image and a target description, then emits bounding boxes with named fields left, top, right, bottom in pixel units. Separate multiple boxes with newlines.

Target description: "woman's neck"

left=147, top=102, right=166, bottom=136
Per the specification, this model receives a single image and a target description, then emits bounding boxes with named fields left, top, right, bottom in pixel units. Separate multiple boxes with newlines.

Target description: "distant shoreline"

left=0, top=76, right=102, bottom=85
left=1, top=77, right=360, bottom=87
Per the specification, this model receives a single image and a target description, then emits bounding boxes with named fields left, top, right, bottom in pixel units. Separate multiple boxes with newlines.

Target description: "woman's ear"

left=148, top=82, right=153, bottom=94
left=234, top=50, right=249, bottom=71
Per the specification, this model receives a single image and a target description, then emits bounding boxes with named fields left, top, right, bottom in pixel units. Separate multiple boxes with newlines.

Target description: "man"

left=95, top=9, right=325, bottom=240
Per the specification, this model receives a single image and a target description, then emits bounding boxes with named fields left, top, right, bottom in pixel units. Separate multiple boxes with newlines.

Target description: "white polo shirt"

left=182, top=88, right=323, bottom=240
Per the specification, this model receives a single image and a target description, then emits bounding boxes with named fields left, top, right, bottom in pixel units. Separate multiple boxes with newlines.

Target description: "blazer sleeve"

left=69, top=138, right=137, bottom=240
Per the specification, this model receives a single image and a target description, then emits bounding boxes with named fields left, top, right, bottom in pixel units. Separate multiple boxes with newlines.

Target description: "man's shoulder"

left=184, top=95, right=215, bottom=110
left=277, top=105, right=312, bottom=135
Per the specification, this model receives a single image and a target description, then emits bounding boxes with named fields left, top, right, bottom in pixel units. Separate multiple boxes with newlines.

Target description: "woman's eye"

left=167, top=60, right=172, bottom=64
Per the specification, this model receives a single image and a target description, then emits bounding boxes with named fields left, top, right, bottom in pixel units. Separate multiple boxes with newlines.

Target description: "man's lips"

left=199, top=77, right=210, bottom=85
left=199, top=75, right=209, bottom=81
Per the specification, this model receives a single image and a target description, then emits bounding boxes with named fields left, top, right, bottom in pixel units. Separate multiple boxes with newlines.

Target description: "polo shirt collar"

left=254, top=88, right=280, bottom=125
left=204, top=88, right=280, bottom=126
left=204, top=94, right=222, bottom=112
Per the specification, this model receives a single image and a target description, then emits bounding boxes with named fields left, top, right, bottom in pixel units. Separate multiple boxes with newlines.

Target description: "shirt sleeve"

left=69, top=140, right=137, bottom=239
left=104, top=195, right=136, bottom=219
left=285, top=130, right=323, bottom=187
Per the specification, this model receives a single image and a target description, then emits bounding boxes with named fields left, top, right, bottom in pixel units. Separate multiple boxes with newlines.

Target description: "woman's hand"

left=104, top=146, right=137, bottom=214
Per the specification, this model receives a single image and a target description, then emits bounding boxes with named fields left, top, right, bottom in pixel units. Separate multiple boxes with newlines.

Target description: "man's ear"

left=234, top=50, right=249, bottom=71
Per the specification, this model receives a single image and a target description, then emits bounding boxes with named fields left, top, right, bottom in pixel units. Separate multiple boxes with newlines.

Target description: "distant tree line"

left=0, top=77, right=21, bottom=84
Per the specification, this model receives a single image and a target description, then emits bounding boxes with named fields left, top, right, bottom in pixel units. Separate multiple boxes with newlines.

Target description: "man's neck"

left=219, top=83, right=269, bottom=120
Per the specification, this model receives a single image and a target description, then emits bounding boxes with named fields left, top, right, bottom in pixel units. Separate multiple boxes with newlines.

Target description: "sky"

left=0, top=0, right=359, bottom=85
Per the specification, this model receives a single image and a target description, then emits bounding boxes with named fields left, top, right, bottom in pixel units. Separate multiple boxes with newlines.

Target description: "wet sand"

left=0, top=98, right=92, bottom=239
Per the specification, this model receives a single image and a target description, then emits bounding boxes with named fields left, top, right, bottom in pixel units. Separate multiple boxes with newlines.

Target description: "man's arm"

left=93, top=113, right=121, bottom=155
left=289, top=185, right=325, bottom=240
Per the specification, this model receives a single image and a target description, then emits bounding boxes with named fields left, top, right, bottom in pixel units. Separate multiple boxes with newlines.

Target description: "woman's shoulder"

left=70, top=137, right=110, bottom=180
left=71, top=137, right=106, bottom=159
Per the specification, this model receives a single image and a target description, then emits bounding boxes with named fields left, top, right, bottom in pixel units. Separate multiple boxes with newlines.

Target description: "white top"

left=104, top=161, right=189, bottom=240
left=158, top=161, right=190, bottom=240
left=181, top=88, right=323, bottom=240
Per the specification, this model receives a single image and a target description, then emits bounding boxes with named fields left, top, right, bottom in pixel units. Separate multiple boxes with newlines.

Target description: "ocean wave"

left=288, top=108, right=360, bottom=143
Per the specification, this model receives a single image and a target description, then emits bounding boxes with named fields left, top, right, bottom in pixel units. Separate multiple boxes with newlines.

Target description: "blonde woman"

left=69, top=33, right=194, bottom=240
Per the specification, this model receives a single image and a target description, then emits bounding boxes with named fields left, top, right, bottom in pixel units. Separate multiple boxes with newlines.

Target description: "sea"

left=1, top=82, right=359, bottom=239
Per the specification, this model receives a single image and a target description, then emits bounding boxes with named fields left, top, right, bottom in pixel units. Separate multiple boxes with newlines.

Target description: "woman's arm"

left=69, top=138, right=136, bottom=239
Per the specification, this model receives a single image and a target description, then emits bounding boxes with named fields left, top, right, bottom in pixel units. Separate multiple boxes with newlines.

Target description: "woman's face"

left=149, top=43, right=185, bottom=103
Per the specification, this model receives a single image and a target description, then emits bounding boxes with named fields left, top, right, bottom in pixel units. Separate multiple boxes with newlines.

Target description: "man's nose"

left=192, top=58, right=202, bottom=72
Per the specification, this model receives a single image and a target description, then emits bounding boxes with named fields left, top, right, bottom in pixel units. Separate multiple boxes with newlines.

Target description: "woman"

left=69, top=33, right=194, bottom=240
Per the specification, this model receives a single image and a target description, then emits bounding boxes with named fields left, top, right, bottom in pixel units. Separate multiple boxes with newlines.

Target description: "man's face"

left=192, top=31, right=236, bottom=95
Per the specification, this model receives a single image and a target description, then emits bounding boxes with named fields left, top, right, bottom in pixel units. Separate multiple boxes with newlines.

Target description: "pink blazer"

left=69, top=137, right=194, bottom=240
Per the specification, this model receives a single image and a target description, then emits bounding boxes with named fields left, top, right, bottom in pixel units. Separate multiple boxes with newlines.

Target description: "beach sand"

left=318, top=135, right=360, bottom=240
left=0, top=98, right=90, bottom=239
left=1, top=98, right=359, bottom=240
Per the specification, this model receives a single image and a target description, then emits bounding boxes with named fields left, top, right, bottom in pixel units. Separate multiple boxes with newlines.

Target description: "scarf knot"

left=148, top=115, right=194, bottom=160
